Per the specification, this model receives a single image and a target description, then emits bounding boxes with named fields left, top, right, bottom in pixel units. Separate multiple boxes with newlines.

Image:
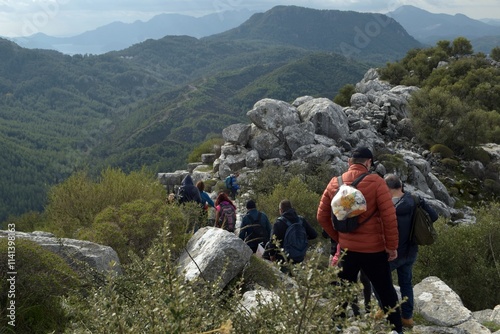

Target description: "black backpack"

left=281, top=217, right=308, bottom=263
left=409, top=194, right=437, bottom=245
left=331, top=173, right=374, bottom=233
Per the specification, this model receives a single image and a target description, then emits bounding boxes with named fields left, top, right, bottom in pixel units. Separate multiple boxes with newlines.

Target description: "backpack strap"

left=247, top=212, right=262, bottom=225
left=351, top=173, right=370, bottom=187
left=337, top=172, right=369, bottom=189
left=280, top=216, right=302, bottom=228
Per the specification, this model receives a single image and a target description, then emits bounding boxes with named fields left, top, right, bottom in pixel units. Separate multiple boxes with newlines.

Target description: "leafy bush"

left=440, top=158, right=459, bottom=170
left=430, top=144, right=454, bottom=158
left=256, top=176, right=322, bottom=240
left=187, top=137, right=224, bottom=163
left=77, top=199, right=168, bottom=263
left=333, top=84, right=355, bottom=107
left=483, top=179, right=500, bottom=197
left=414, top=203, right=500, bottom=311
left=247, top=164, right=296, bottom=196
left=44, top=167, right=166, bottom=238
left=0, top=238, right=79, bottom=333
left=379, top=62, right=408, bottom=85
left=491, top=46, right=500, bottom=61
left=463, top=147, right=491, bottom=165
left=378, top=153, right=407, bottom=176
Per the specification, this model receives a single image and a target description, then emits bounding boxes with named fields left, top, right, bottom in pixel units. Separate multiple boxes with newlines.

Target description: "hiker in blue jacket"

left=239, top=200, right=272, bottom=253
left=265, top=199, right=317, bottom=264
left=383, top=174, right=438, bottom=328
left=196, top=181, right=215, bottom=210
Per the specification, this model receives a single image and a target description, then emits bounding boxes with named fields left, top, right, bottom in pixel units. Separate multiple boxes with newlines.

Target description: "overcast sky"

left=1, top=0, right=499, bottom=37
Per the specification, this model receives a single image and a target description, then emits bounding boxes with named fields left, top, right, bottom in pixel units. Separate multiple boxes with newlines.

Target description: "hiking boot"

left=402, top=317, right=414, bottom=328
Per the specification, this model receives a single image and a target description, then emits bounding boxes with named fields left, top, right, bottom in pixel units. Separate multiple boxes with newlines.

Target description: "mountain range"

left=387, top=5, right=500, bottom=53
left=6, top=5, right=500, bottom=56
left=8, top=10, right=257, bottom=55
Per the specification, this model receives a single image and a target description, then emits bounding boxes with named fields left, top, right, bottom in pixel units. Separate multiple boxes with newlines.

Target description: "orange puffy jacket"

left=317, top=163, right=398, bottom=253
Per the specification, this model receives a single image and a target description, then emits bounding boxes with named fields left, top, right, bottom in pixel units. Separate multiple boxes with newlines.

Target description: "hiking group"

left=173, top=146, right=439, bottom=333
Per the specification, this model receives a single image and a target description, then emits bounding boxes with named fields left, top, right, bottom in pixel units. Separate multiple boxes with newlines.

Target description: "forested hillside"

left=0, top=6, right=419, bottom=222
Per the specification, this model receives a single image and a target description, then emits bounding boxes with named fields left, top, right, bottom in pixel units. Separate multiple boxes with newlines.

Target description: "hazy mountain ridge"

left=8, top=10, right=257, bottom=55
left=387, top=5, right=500, bottom=53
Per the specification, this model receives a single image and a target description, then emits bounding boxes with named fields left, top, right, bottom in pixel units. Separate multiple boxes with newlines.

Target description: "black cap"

left=246, top=200, right=256, bottom=209
left=352, top=147, right=373, bottom=160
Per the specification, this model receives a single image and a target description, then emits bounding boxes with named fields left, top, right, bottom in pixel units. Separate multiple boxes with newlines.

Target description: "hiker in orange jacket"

left=317, top=146, right=403, bottom=334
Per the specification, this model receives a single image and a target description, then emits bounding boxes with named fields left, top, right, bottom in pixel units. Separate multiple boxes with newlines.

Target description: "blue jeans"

left=390, top=252, right=417, bottom=319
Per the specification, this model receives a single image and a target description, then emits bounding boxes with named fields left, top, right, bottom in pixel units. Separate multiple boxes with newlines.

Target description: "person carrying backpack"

left=266, top=199, right=317, bottom=265
left=382, top=174, right=438, bottom=328
left=238, top=200, right=272, bottom=253
left=317, top=147, right=404, bottom=334
left=177, top=174, right=202, bottom=205
left=225, top=172, right=240, bottom=200
left=214, top=192, right=237, bottom=232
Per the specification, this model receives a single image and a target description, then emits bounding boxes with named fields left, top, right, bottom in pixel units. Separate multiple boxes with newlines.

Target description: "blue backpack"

left=281, top=217, right=308, bottom=263
left=225, top=175, right=233, bottom=189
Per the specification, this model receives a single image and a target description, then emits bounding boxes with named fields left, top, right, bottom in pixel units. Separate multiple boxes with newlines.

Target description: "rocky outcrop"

left=0, top=230, right=121, bottom=274
left=414, top=276, right=492, bottom=334
left=215, top=68, right=461, bottom=219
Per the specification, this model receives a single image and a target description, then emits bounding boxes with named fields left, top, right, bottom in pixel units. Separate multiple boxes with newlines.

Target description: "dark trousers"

left=338, top=250, right=403, bottom=333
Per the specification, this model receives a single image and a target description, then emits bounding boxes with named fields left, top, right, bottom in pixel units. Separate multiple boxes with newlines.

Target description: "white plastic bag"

left=331, top=184, right=367, bottom=220
left=256, top=243, right=265, bottom=258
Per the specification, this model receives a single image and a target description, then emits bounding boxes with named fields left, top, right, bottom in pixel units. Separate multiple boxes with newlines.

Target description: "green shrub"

left=333, top=84, right=356, bottom=107
left=248, top=164, right=295, bottom=196
left=78, top=199, right=168, bottom=263
left=483, top=179, right=500, bottom=197
left=44, top=167, right=166, bottom=238
left=463, top=147, right=491, bottom=165
left=378, top=153, right=407, bottom=176
left=0, top=238, right=79, bottom=333
left=188, top=137, right=224, bottom=163
left=440, top=158, right=459, bottom=169
left=2, top=211, right=45, bottom=232
left=491, top=47, right=500, bottom=62
left=430, top=144, right=454, bottom=158
left=379, top=62, right=408, bottom=85
left=414, top=204, right=500, bottom=310
left=256, top=176, right=322, bottom=242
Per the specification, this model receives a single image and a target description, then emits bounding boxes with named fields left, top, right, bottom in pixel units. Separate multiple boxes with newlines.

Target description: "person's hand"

left=386, top=249, right=398, bottom=261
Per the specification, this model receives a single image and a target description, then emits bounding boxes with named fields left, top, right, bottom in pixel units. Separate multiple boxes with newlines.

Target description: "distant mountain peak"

left=387, top=5, right=500, bottom=53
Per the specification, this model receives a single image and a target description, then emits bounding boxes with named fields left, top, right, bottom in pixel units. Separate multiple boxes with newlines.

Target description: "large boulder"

left=0, top=230, right=121, bottom=274
left=297, top=98, right=350, bottom=141
left=177, top=227, right=253, bottom=288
